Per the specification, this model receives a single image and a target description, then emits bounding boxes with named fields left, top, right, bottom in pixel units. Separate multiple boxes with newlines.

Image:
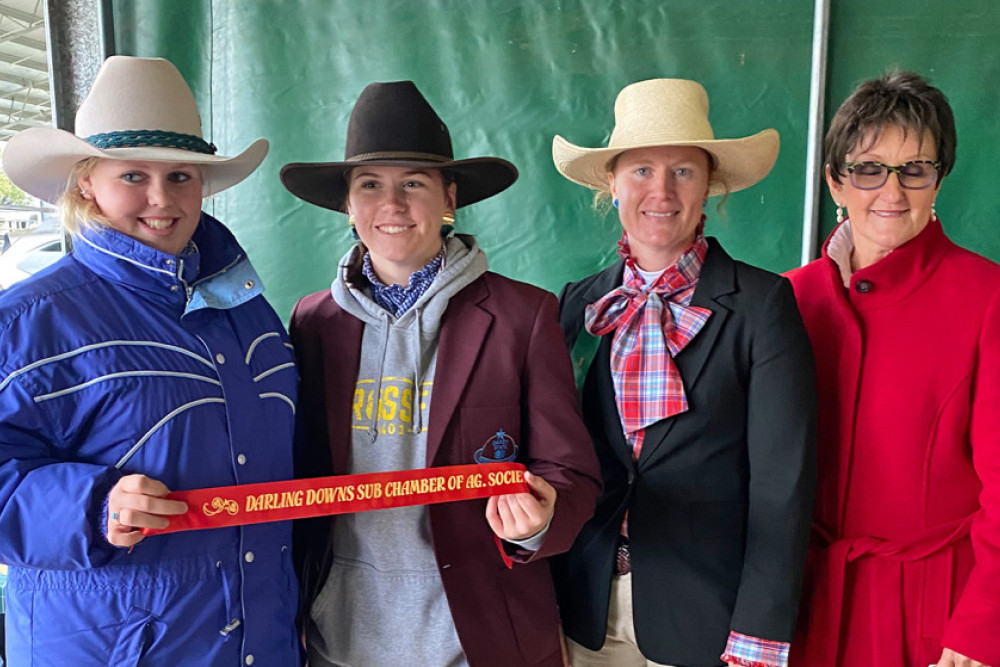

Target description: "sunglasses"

left=844, top=160, right=941, bottom=190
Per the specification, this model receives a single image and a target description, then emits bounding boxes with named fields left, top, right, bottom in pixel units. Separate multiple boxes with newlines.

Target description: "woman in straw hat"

left=549, top=78, right=816, bottom=667
left=281, top=80, right=600, bottom=667
left=0, top=56, right=301, bottom=665
left=787, top=72, right=1000, bottom=667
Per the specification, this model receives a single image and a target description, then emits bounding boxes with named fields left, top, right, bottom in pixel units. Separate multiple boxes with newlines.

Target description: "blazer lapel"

left=574, top=261, right=636, bottom=468
left=325, top=304, right=364, bottom=476
left=425, top=278, right=493, bottom=466
left=586, top=333, right=635, bottom=469
left=637, top=239, right=737, bottom=466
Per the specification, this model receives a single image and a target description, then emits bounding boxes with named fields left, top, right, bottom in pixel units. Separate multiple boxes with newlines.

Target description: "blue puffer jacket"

left=0, top=214, right=301, bottom=666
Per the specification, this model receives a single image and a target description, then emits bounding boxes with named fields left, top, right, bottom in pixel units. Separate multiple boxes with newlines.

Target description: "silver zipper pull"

left=219, top=618, right=241, bottom=636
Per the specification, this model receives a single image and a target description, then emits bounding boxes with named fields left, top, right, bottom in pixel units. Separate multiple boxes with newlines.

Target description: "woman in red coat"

left=787, top=71, right=1000, bottom=667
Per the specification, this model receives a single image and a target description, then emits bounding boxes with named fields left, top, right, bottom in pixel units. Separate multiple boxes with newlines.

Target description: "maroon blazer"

left=290, top=271, right=601, bottom=667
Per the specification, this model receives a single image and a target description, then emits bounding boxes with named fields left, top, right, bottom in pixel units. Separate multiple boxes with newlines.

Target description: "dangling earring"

left=836, top=204, right=844, bottom=225
left=441, top=210, right=456, bottom=238
left=612, top=198, right=619, bottom=208
left=931, top=201, right=937, bottom=220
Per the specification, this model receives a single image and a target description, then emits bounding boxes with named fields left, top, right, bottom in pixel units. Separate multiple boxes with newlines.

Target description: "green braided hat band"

left=84, top=129, right=218, bottom=155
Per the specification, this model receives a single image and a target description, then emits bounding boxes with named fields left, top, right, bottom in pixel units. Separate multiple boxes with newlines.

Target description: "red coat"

left=786, top=219, right=1000, bottom=667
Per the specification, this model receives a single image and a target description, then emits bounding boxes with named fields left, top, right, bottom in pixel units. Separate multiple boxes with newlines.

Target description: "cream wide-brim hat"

left=2, top=55, right=267, bottom=204
left=552, top=78, right=779, bottom=197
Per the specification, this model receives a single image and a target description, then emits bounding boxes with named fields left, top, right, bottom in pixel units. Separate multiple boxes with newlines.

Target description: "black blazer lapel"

left=564, top=261, right=635, bottom=469
left=637, top=239, right=737, bottom=467
left=559, top=260, right=624, bottom=349
left=585, top=333, right=635, bottom=470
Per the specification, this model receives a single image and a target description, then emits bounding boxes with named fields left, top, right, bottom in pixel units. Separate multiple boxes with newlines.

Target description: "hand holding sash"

left=486, top=471, right=556, bottom=542
left=106, top=474, right=188, bottom=548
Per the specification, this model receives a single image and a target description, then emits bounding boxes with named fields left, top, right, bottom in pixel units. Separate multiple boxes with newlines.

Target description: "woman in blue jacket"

left=0, top=56, right=301, bottom=665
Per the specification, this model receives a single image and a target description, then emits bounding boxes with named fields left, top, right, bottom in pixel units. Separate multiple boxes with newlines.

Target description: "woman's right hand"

left=105, top=474, right=188, bottom=548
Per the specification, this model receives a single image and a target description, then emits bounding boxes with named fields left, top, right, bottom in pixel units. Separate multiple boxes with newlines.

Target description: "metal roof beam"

left=0, top=49, right=46, bottom=74
left=7, top=34, right=46, bottom=51
left=0, top=93, right=49, bottom=114
left=0, top=4, right=44, bottom=26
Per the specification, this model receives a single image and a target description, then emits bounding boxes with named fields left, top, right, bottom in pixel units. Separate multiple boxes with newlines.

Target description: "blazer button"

left=855, top=279, right=873, bottom=293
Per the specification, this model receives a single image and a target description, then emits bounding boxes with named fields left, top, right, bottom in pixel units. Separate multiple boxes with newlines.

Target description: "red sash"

left=143, top=462, right=528, bottom=535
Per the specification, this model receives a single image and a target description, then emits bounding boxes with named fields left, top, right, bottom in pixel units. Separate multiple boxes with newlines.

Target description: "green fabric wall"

left=113, top=0, right=1000, bottom=322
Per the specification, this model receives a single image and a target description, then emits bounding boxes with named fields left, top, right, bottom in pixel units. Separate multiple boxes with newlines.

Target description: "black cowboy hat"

left=280, top=81, right=518, bottom=212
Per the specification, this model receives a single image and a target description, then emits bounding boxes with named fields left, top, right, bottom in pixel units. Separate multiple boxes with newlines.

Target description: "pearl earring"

left=836, top=204, right=844, bottom=225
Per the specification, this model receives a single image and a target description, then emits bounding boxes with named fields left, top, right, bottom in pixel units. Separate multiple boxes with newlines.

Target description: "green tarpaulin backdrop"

left=112, top=0, right=1000, bottom=322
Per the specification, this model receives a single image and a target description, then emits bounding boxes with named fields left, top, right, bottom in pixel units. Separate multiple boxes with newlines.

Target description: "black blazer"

left=551, top=239, right=817, bottom=667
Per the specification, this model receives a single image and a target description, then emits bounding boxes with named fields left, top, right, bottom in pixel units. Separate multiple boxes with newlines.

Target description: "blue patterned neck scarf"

left=362, top=245, right=446, bottom=317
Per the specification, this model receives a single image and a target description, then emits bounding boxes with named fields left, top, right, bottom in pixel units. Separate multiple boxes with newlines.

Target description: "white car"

left=0, top=231, right=66, bottom=290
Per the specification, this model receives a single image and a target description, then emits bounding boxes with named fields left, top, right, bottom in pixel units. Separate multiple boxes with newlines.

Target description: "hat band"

left=85, top=129, right=218, bottom=155
left=346, top=151, right=451, bottom=163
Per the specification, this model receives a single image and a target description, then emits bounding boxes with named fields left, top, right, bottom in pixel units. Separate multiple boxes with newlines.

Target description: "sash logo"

left=203, top=497, right=239, bottom=517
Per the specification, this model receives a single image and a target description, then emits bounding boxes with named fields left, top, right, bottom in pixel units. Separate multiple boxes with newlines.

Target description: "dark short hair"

left=825, top=70, right=956, bottom=185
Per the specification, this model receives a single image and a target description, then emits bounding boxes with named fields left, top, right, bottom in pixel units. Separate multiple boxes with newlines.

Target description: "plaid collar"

left=585, top=232, right=712, bottom=459
left=362, top=245, right=445, bottom=317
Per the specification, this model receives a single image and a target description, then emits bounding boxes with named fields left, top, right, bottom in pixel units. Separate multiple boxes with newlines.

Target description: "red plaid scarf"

left=585, top=233, right=711, bottom=459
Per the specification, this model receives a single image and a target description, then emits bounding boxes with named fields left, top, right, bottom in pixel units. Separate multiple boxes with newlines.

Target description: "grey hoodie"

left=306, top=234, right=487, bottom=667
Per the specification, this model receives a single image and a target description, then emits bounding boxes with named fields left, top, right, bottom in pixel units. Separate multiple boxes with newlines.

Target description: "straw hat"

left=552, top=78, right=779, bottom=196
left=2, top=55, right=268, bottom=204
left=281, top=80, right=517, bottom=213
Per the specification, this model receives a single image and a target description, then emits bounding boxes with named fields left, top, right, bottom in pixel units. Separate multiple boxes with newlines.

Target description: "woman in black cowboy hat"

left=281, top=81, right=600, bottom=667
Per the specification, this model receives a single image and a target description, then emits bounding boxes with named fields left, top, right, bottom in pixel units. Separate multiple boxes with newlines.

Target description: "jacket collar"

left=820, top=217, right=950, bottom=309
left=72, top=213, right=262, bottom=311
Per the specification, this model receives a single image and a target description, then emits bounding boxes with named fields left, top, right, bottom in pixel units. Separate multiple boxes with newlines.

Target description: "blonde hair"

left=57, top=157, right=109, bottom=234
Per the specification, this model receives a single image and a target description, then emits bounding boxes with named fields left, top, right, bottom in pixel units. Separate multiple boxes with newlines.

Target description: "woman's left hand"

left=936, top=647, right=992, bottom=667
left=485, top=471, right=556, bottom=541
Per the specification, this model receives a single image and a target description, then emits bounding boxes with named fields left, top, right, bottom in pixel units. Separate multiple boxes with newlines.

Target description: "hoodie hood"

left=332, top=233, right=488, bottom=437
left=332, top=233, right=487, bottom=330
